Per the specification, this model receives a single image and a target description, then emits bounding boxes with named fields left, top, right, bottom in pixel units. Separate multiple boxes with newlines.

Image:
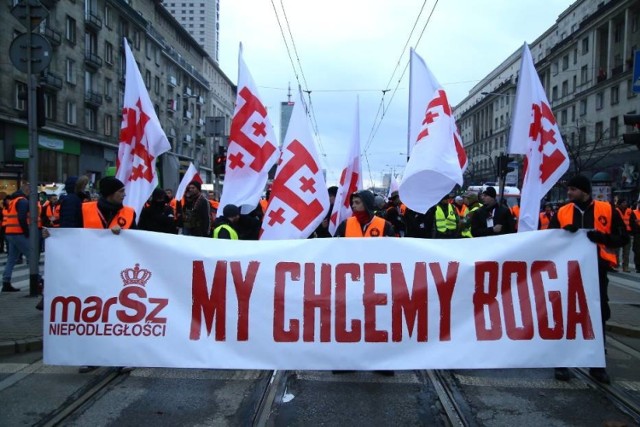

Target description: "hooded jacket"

left=334, top=190, right=395, bottom=237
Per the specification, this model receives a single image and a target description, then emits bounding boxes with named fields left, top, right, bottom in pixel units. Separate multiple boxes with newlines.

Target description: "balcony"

left=183, top=134, right=193, bottom=143
left=40, top=71, right=63, bottom=90
left=40, top=0, right=59, bottom=8
left=196, top=95, right=204, bottom=105
left=611, top=65, right=624, bottom=77
left=183, top=110, right=193, bottom=120
left=84, top=90, right=103, bottom=107
left=85, top=11, right=103, bottom=31
left=167, top=99, right=177, bottom=113
left=197, top=118, right=205, bottom=127
left=167, top=76, right=177, bottom=87
left=84, top=52, right=103, bottom=69
left=42, top=26, right=61, bottom=47
left=184, top=87, right=193, bottom=97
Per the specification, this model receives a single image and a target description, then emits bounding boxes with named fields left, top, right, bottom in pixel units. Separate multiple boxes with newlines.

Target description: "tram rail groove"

left=419, top=370, right=477, bottom=427
left=34, top=367, right=126, bottom=427
left=252, top=369, right=289, bottom=426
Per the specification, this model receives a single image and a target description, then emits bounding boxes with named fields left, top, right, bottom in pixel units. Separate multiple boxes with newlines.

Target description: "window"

left=595, top=121, right=603, bottom=141
left=561, top=109, right=567, bottom=125
left=628, top=79, right=638, bottom=98
left=611, top=85, right=619, bottom=105
left=582, top=37, right=589, bottom=54
left=562, top=81, right=569, bottom=97
left=580, top=65, right=588, bottom=84
left=145, top=70, right=151, bottom=89
left=104, top=78, right=112, bottom=100
left=610, top=117, right=619, bottom=138
left=66, top=101, right=77, bottom=125
left=573, top=48, right=578, bottom=64
left=15, top=81, right=26, bottom=111
left=104, top=41, right=113, bottom=64
left=580, top=99, right=587, bottom=115
left=595, top=92, right=603, bottom=110
left=65, top=16, right=76, bottom=43
left=579, top=126, right=586, bottom=144
left=154, top=76, right=160, bottom=95
left=571, top=105, right=576, bottom=122
left=66, top=59, right=76, bottom=84
left=44, top=92, right=54, bottom=121
left=104, top=114, right=113, bottom=136
left=85, top=108, right=97, bottom=131
left=562, top=55, right=569, bottom=71
left=552, top=86, right=558, bottom=100
left=573, top=75, right=577, bottom=91
left=145, top=38, right=151, bottom=59
left=104, top=5, right=113, bottom=28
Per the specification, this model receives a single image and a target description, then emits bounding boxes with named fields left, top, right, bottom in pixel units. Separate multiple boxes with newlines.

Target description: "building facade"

left=161, top=0, right=219, bottom=63
left=455, top=0, right=640, bottom=202
left=0, top=0, right=235, bottom=193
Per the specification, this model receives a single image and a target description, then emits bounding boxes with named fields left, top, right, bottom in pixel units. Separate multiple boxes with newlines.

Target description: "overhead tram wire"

left=363, top=0, right=440, bottom=157
left=363, top=0, right=429, bottom=155
left=277, top=0, right=327, bottom=158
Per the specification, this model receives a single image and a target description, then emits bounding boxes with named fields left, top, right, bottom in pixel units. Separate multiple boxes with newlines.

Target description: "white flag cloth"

left=509, top=43, right=570, bottom=232
left=260, top=91, right=329, bottom=240
left=175, top=162, right=202, bottom=202
left=116, top=38, right=171, bottom=220
left=387, top=175, right=400, bottom=199
left=219, top=44, right=279, bottom=214
left=399, top=49, right=467, bottom=213
left=328, top=100, right=363, bottom=236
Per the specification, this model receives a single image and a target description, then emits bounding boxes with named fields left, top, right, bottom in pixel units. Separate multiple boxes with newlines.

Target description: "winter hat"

left=223, top=204, right=240, bottom=218
left=482, top=186, right=497, bottom=199
left=567, top=175, right=591, bottom=194
left=374, top=195, right=385, bottom=209
left=99, top=176, right=125, bottom=197
left=188, top=180, right=202, bottom=191
left=151, top=188, right=167, bottom=202
left=328, top=186, right=338, bottom=197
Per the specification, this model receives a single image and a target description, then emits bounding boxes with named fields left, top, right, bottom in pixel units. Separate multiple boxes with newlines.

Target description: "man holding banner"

left=550, top=175, right=628, bottom=384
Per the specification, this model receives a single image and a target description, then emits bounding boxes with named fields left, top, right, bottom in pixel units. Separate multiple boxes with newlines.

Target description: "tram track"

left=419, top=370, right=477, bottom=427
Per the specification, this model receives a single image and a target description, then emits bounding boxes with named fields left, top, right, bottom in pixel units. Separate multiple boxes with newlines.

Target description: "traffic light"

left=623, top=114, right=640, bottom=147
left=496, top=154, right=515, bottom=178
left=214, top=153, right=226, bottom=176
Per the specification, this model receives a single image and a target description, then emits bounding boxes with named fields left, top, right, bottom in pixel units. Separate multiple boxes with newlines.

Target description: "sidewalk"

left=1, top=254, right=639, bottom=356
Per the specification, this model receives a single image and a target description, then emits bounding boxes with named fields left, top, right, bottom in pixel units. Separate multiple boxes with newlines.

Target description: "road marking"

left=0, top=363, right=29, bottom=373
left=0, top=360, right=42, bottom=392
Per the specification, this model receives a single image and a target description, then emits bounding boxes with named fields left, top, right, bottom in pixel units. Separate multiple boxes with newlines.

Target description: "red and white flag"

left=400, top=49, right=467, bottom=213
left=387, top=175, right=400, bottom=199
left=260, top=91, right=329, bottom=240
left=508, top=43, right=569, bottom=232
left=116, top=39, right=171, bottom=221
left=328, top=100, right=362, bottom=236
left=218, top=45, right=279, bottom=214
left=175, top=162, right=202, bottom=202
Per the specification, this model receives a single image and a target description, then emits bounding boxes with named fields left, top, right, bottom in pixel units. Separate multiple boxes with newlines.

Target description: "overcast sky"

left=217, top=0, right=575, bottom=187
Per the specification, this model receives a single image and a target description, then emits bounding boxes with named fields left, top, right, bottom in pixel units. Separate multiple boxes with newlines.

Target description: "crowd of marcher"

left=0, top=174, right=632, bottom=383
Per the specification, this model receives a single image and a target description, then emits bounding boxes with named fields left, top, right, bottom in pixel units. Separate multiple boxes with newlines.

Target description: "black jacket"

left=334, top=190, right=395, bottom=237
left=139, top=202, right=178, bottom=234
left=470, top=202, right=515, bottom=237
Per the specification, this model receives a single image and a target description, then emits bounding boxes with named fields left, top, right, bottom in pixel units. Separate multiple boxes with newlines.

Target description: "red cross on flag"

left=175, top=162, right=203, bottom=202
left=260, top=90, right=329, bottom=240
left=116, top=38, right=171, bottom=221
left=219, top=44, right=279, bottom=215
left=399, top=49, right=467, bottom=213
left=328, top=100, right=363, bottom=236
left=508, top=43, right=569, bottom=232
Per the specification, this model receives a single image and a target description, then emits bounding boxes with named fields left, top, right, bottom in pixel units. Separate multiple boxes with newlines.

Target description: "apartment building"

left=455, top=0, right=640, bottom=200
left=0, top=0, right=235, bottom=192
left=161, top=0, right=219, bottom=63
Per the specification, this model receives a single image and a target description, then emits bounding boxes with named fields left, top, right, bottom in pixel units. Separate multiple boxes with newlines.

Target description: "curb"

left=0, top=337, right=43, bottom=356
left=606, top=322, right=640, bottom=338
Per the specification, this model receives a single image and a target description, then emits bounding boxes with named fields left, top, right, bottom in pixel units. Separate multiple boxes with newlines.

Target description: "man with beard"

left=181, top=180, right=210, bottom=237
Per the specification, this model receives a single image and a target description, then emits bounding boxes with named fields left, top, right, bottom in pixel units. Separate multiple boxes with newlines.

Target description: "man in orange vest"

left=615, top=199, right=635, bottom=272
left=81, top=177, right=136, bottom=233
left=2, top=181, right=35, bottom=292
left=549, top=174, right=628, bottom=384
left=334, top=190, right=395, bottom=238
left=333, top=190, right=394, bottom=376
left=538, top=203, right=554, bottom=230
left=633, top=201, right=640, bottom=273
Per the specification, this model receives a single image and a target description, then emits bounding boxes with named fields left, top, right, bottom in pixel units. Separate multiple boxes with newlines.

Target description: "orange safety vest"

left=209, top=200, right=219, bottom=222
left=45, top=203, right=61, bottom=227
left=511, top=205, right=520, bottom=218
left=4, top=196, right=41, bottom=234
left=455, top=204, right=468, bottom=218
left=557, top=201, right=617, bottom=267
left=259, top=198, right=268, bottom=214
left=344, top=216, right=387, bottom=237
left=82, top=201, right=135, bottom=229
left=617, top=207, right=632, bottom=232
left=539, top=212, right=551, bottom=230
left=634, top=209, right=640, bottom=228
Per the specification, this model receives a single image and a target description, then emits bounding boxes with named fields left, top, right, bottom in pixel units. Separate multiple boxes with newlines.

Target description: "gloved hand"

left=562, top=224, right=579, bottom=233
left=586, top=230, right=607, bottom=244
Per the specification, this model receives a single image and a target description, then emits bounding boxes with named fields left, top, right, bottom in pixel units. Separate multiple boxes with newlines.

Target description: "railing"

left=84, top=91, right=103, bottom=106
left=85, top=11, right=103, bottom=30
left=84, top=52, right=103, bottom=69
left=40, top=71, right=63, bottom=90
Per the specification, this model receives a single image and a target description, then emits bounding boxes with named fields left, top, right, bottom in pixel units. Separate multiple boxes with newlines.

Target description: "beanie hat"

left=188, top=180, right=201, bottom=191
left=99, top=176, right=125, bottom=197
left=482, top=186, right=497, bottom=199
left=567, top=175, right=591, bottom=194
left=223, top=204, right=240, bottom=218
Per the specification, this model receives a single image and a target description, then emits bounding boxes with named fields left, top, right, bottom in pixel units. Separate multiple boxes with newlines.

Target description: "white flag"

left=399, top=49, right=467, bottom=213
left=328, top=100, right=363, bottom=236
left=387, top=175, right=400, bottom=199
left=509, top=43, right=570, bottom=232
left=175, top=162, right=202, bottom=202
left=116, top=39, right=171, bottom=220
left=219, top=44, right=279, bottom=214
left=260, top=91, right=329, bottom=240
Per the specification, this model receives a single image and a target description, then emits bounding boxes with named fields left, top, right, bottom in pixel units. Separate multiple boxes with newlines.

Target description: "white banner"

left=43, top=229, right=604, bottom=370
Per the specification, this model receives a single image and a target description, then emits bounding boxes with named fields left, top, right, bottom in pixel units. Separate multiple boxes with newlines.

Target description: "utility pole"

left=9, top=0, right=52, bottom=296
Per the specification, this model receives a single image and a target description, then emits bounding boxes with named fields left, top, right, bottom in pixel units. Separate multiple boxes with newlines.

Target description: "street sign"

left=11, top=0, right=49, bottom=31
left=9, top=33, right=52, bottom=74
left=633, top=50, right=640, bottom=94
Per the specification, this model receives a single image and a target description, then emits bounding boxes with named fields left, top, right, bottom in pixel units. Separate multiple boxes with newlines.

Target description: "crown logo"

left=120, top=263, right=152, bottom=287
